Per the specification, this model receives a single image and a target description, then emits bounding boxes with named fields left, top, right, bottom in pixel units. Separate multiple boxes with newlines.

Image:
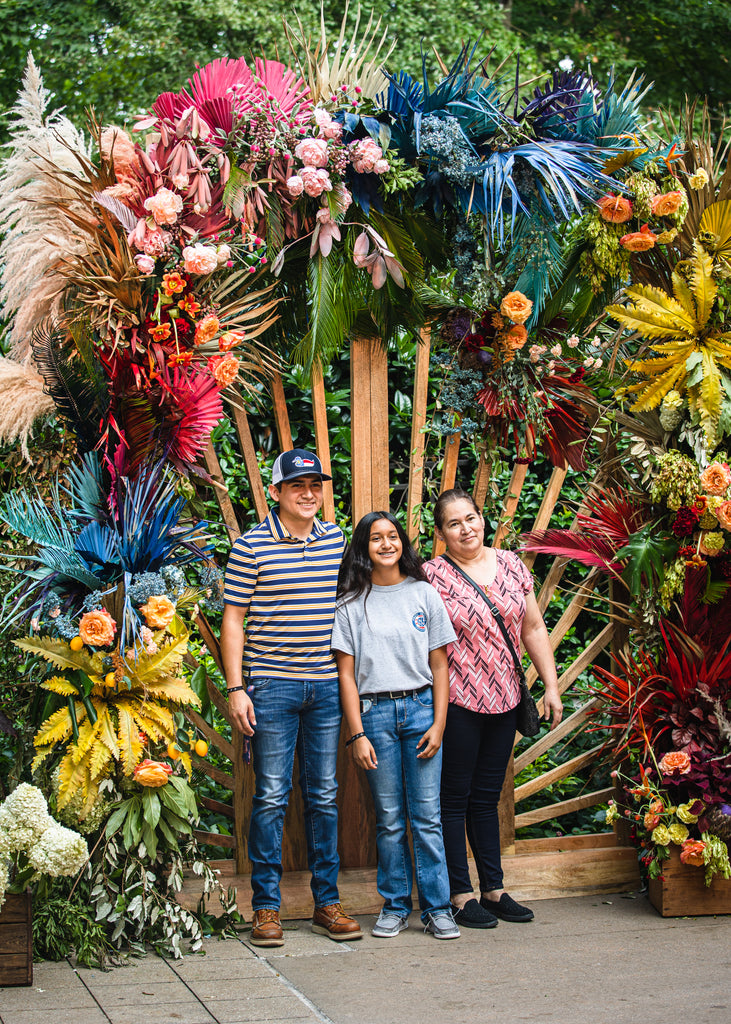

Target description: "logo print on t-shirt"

left=412, top=612, right=427, bottom=632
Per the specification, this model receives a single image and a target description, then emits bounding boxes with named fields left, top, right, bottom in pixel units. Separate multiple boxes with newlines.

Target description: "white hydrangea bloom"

left=0, top=783, right=52, bottom=851
left=0, top=857, right=10, bottom=910
left=26, top=823, right=88, bottom=878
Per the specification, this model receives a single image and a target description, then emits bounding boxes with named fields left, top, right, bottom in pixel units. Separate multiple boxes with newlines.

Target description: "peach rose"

left=143, top=187, right=183, bottom=225
left=299, top=167, right=332, bottom=197
left=504, top=324, right=528, bottom=350
left=133, top=759, right=173, bottom=787
left=648, top=797, right=665, bottom=815
left=644, top=812, right=661, bottom=830
left=294, top=138, right=329, bottom=168
left=314, top=109, right=342, bottom=140
left=699, top=461, right=731, bottom=496
left=679, top=838, right=706, bottom=867
left=182, top=243, right=219, bottom=275
left=194, top=314, right=220, bottom=345
left=715, top=500, right=731, bottom=531
left=218, top=330, right=245, bottom=352
left=135, top=254, right=155, bottom=274
left=658, top=750, right=691, bottom=776
left=142, top=228, right=171, bottom=257
left=139, top=595, right=176, bottom=629
left=597, top=193, right=633, bottom=223
left=287, top=175, right=304, bottom=197
left=210, top=353, right=240, bottom=387
left=78, top=608, right=117, bottom=647
left=620, top=224, right=657, bottom=252
left=651, top=191, right=683, bottom=217
left=349, top=138, right=383, bottom=174
left=500, top=291, right=533, bottom=324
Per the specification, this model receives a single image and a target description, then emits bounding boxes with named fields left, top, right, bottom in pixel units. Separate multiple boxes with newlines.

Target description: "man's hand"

left=228, top=690, right=256, bottom=736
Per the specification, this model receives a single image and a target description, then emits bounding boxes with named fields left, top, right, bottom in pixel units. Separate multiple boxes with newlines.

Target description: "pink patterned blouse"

left=423, top=551, right=533, bottom=714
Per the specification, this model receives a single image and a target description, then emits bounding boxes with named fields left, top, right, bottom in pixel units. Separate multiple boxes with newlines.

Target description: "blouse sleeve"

left=508, top=551, right=534, bottom=595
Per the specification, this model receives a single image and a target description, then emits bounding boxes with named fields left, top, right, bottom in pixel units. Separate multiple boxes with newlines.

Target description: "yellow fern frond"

left=133, top=633, right=189, bottom=685
left=132, top=699, right=175, bottom=738
left=89, top=738, right=113, bottom=781
left=671, top=270, right=695, bottom=319
left=93, top=703, right=120, bottom=759
left=179, top=750, right=193, bottom=778
left=33, top=704, right=79, bottom=748
left=145, top=674, right=201, bottom=708
left=117, top=707, right=143, bottom=776
left=41, top=675, right=78, bottom=696
left=129, top=711, right=167, bottom=744
left=606, top=304, right=692, bottom=342
left=71, top=716, right=102, bottom=764
left=628, top=362, right=687, bottom=411
left=695, top=349, right=723, bottom=433
left=30, top=746, right=54, bottom=772
left=57, top=751, right=93, bottom=810
left=691, top=244, right=717, bottom=328
left=624, top=283, right=697, bottom=330
left=15, top=636, right=103, bottom=675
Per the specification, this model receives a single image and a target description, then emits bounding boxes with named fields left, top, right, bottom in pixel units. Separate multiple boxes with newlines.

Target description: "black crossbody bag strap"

left=441, top=554, right=526, bottom=682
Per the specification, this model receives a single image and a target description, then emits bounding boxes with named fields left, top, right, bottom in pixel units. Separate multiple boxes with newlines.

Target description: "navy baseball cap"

left=271, top=448, right=331, bottom=485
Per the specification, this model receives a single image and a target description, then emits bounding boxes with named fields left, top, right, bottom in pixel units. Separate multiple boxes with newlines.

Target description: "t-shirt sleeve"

left=331, top=603, right=355, bottom=655
left=425, top=584, right=458, bottom=650
left=223, top=537, right=258, bottom=609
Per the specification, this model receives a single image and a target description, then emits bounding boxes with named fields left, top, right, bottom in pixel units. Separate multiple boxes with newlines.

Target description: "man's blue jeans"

left=361, top=688, right=451, bottom=921
left=248, top=676, right=342, bottom=911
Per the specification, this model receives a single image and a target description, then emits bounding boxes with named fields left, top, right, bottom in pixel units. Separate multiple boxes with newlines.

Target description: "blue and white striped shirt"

left=223, top=508, right=346, bottom=680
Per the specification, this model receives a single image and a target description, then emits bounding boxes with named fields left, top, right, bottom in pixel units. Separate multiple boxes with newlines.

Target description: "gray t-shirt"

left=331, top=577, right=457, bottom=694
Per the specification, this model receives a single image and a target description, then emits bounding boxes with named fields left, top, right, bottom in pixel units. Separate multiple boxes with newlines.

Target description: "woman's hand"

left=351, top=735, right=378, bottom=770
left=543, top=686, right=563, bottom=731
left=416, top=724, right=443, bottom=759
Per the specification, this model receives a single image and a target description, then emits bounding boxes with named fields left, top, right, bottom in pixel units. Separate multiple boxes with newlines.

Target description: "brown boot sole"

left=250, top=933, right=285, bottom=947
left=311, top=923, right=363, bottom=941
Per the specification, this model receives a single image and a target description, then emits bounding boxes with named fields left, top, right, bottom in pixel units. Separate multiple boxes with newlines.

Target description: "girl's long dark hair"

left=337, top=511, right=426, bottom=603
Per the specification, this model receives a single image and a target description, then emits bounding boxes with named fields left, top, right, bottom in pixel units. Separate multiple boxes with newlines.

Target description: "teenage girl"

left=331, top=511, right=460, bottom=939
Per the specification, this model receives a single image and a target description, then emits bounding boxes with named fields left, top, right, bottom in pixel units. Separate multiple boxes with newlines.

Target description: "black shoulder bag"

left=442, top=555, right=542, bottom=737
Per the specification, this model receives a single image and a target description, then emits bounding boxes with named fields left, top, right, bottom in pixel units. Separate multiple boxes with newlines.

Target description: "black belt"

left=360, top=685, right=429, bottom=701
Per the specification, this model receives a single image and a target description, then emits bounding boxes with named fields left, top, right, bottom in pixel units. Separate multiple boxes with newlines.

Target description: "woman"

left=423, top=488, right=563, bottom=929
left=332, top=511, right=460, bottom=939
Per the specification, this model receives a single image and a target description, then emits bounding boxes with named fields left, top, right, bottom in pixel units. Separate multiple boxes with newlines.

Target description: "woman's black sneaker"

left=452, top=898, right=499, bottom=929
left=481, top=893, right=534, bottom=922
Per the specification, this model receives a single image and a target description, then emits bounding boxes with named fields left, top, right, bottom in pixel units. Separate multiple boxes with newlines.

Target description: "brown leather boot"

left=311, top=902, right=363, bottom=941
left=250, top=908, right=284, bottom=947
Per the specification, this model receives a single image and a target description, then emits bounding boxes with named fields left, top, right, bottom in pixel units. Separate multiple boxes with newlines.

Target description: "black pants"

left=440, top=702, right=518, bottom=895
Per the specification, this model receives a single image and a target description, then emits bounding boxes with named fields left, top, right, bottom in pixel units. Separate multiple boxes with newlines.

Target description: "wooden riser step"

left=180, top=834, right=641, bottom=920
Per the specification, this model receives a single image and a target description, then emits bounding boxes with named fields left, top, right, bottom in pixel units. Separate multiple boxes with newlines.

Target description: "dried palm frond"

left=0, top=356, right=56, bottom=456
left=283, top=2, right=393, bottom=106
left=0, top=54, right=92, bottom=360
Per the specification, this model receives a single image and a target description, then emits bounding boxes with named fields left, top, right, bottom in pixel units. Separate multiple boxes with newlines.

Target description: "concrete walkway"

left=1, top=893, right=728, bottom=1024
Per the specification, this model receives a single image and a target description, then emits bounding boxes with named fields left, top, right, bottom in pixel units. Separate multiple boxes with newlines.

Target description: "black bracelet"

left=345, top=732, right=366, bottom=747
left=227, top=685, right=246, bottom=695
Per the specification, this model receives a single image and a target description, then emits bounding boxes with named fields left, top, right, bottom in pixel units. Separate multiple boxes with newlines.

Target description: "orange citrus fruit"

left=194, top=739, right=209, bottom=757
left=69, top=636, right=84, bottom=652
left=104, top=672, right=116, bottom=686
left=167, top=742, right=181, bottom=760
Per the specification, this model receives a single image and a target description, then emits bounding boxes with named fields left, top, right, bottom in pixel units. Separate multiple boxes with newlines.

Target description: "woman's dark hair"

left=337, top=511, right=426, bottom=602
left=433, top=488, right=481, bottom=531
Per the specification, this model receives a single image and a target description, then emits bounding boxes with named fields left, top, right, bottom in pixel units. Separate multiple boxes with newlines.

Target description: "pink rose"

left=349, top=138, right=383, bottom=174
left=373, top=159, right=390, bottom=175
left=314, top=109, right=343, bottom=141
left=142, top=229, right=171, bottom=257
left=143, top=186, right=183, bottom=225
left=294, top=138, right=329, bottom=168
left=135, top=254, right=156, bottom=274
left=182, top=243, right=219, bottom=275
left=715, top=500, right=731, bottom=531
left=300, top=167, right=332, bottom=197
left=216, top=244, right=231, bottom=265
left=287, top=175, right=304, bottom=197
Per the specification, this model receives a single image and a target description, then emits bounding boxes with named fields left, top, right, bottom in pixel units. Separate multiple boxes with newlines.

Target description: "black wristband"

left=227, top=685, right=246, bottom=694
left=345, top=732, right=366, bottom=747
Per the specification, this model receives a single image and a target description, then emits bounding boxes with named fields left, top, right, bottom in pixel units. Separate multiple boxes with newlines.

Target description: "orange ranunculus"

left=162, top=272, right=186, bottom=296
left=715, top=500, right=731, bottom=531
left=139, top=594, right=176, bottom=629
left=78, top=608, right=117, bottom=647
left=210, top=353, right=240, bottom=387
left=133, top=759, right=173, bottom=787
left=651, top=191, right=683, bottom=217
left=699, top=461, right=731, bottom=496
left=620, top=224, right=658, bottom=252
left=504, top=324, right=528, bottom=350
left=679, top=838, right=706, bottom=867
left=597, top=192, right=633, bottom=223
left=500, top=291, right=533, bottom=324
left=194, top=314, right=220, bottom=345
left=658, top=750, right=691, bottom=776
left=644, top=812, right=661, bottom=830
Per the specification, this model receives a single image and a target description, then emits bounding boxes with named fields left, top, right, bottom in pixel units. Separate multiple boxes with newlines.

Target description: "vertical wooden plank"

left=231, top=404, right=269, bottom=523
left=521, top=466, right=567, bottom=570
left=270, top=371, right=293, bottom=451
left=370, top=339, right=390, bottom=512
left=431, top=422, right=462, bottom=558
left=351, top=337, right=373, bottom=524
left=311, top=361, right=336, bottom=523
left=204, top=442, right=241, bottom=543
left=406, top=327, right=431, bottom=543
left=498, top=754, right=516, bottom=855
left=472, top=440, right=491, bottom=510
left=492, top=435, right=534, bottom=549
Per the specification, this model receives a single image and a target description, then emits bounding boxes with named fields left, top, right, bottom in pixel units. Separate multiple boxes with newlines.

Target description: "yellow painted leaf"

left=134, top=633, right=189, bottom=684
left=30, top=747, right=54, bottom=772
left=691, top=244, right=717, bottom=328
left=671, top=270, right=696, bottom=320
left=130, top=711, right=166, bottom=744
left=629, top=362, right=687, bottom=411
left=57, top=751, right=92, bottom=810
left=699, top=198, right=731, bottom=267
left=698, top=348, right=723, bottom=424
left=117, top=706, right=143, bottom=776
left=93, top=703, right=120, bottom=760
left=602, top=147, right=648, bottom=173
left=179, top=750, right=193, bottom=778
left=133, top=699, right=174, bottom=738
left=15, top=637, right=103, bottom=675
left=89, top=739, right=113, bottom=782
left=606, top=304, right=691, bottom=342
left=41, top=676, right=78, bottom=696
left=626, top=283, right=697, bottom=328
left=145, top=674, right=201, bottom=708
left=72, top=716, right=103, bottom=764
left=34, top=704, right=78, bottom=748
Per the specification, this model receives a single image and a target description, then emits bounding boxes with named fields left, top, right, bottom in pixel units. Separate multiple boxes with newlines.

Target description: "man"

left=221, top=448, right=362, bottom=947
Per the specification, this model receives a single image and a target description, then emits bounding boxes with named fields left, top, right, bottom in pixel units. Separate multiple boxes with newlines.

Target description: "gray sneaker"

left=372, top=910, right=409, bottom=937
left=424, top=911, right=460, bottom=939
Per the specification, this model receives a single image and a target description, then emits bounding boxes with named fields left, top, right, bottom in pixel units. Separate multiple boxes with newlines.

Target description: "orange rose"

left=133, top=759, right=173, bottom=787
left=658, top=750, right=691, bottom=776
left=597, top=193, right=633, bottom=223
left=644, top=812, right=661, bottom=830
left=500, top=291, right=533, bottom=324
left=620, top=224, right=657, bottom=252
left=194, top=314, right=220, bottom=345
left=699, top=462, right=731, bottom=496
left=679, top=838, right=706, bottom=867
left=210, top=353, right=240, bottom=387
left=648, top=797, right=665, bottom=814
left=78, top=608, right=117, bottom=647
left=715, top=500, right=731, bottom=531
left=504, top=324, right=528, bottom=350
left=139, top=594, right=176, bottom=629
left=651, top=191, right=683, bottom=217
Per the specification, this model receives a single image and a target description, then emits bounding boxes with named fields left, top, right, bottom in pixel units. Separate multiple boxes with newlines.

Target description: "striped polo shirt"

left=223, top=508, right=346, bottom=681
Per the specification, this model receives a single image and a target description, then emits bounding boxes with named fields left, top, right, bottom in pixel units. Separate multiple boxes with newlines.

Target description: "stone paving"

left=1, top=894, right=729, bottom=1024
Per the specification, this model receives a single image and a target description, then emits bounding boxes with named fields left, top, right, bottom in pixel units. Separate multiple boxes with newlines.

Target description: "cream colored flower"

left=666, top=822, right=690, bottom=845
left=687, top=168, right=709, bottom=190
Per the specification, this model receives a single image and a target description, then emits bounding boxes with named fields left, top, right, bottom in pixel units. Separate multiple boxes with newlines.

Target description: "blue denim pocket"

left=415, top=687, right=434, bottom=707
left=249, top=677, right=274, bottom=694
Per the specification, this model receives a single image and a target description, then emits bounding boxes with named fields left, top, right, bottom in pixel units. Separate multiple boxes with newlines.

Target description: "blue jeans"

left=361, top=688, right=451, bottom=921
left=248, top=676, right=342, bottom=911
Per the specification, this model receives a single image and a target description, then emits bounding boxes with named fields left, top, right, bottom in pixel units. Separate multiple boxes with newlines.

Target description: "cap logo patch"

left=293, top=457, right=315, bottom=468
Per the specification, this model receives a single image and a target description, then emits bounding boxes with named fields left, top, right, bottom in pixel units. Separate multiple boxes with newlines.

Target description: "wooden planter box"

left=0, top=890, right=33, bottom=986
left=648, top=846, right=731, bottom=917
